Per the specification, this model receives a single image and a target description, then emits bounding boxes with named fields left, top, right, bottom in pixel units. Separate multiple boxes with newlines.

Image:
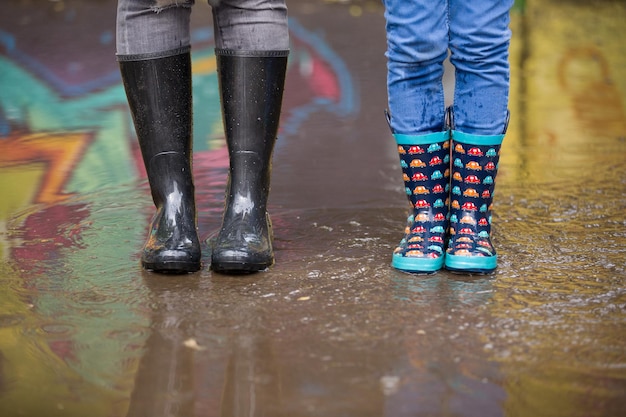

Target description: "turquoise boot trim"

left=452, top=130, right=504, bottom=146
left=392, top=252, right=445, bottom=273
left=445, top=253, right=498, bottom=274
left=395, top=131, right=449, bottom=145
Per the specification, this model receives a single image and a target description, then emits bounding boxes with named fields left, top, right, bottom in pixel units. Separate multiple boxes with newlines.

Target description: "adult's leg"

left=117, top=0, right=194, bottom=57
left=383, top=0, right=449, bottom=134
left=210, top=0, right=289, bottom=51
left=209, top=0, right=289, bottom=273
left=117, top=0, right=201, bottom=273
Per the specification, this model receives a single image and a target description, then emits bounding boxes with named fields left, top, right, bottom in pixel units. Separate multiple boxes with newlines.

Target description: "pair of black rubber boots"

left=119, top=50, right=287, bottom=274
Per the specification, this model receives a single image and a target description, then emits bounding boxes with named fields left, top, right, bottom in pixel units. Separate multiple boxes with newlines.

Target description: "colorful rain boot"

left=444, top=131, right=504, bottom=273
left=210, top=50, right=288, bottom=274
left=119, top=52, right=201, bottom=273
left=392, top=131, right=451, bottom=273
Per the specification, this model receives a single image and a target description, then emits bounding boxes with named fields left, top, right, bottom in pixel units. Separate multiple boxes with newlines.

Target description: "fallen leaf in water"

left=183, top=338, right=206, bottom=351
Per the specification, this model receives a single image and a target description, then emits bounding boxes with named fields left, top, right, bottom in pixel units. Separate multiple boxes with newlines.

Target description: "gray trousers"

left=116, top=0, right=289, bottom=59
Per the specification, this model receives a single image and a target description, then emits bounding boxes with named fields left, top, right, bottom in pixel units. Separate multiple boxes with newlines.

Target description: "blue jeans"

left=383, top=0, right=513, bottom=135
left=116, top=0, right=289, bottom=59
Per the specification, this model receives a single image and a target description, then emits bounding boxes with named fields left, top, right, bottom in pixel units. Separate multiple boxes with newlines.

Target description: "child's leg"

left=449, top=0, right=513, bottom=135
left=383, top=0, right=449, bottom=134
left=445, top=0, right=513, bottom=273
left=383, top=0, right=451, bottom=273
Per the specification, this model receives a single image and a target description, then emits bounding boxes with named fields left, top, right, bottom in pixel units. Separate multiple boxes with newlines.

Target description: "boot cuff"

left=451, top=130, right=505, bottom=146
left=214, top=49, right=289, bottom=58
left=394, top=131, right=449, bottom=145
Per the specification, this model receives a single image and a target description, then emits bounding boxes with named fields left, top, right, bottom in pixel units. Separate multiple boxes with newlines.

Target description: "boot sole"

left=142, top=260, right=201, bottom=274
left=391, top=254, right=444, bottom=274
left=444, top=253, right=497, bottom=274
left=210, top=259, right=273, bottom=275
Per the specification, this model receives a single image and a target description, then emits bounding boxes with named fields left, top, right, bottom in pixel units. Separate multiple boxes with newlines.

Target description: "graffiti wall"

left=0, top=2, right=357, bottom=414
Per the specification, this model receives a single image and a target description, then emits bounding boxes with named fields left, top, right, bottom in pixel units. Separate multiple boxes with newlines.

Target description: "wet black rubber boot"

left=210, top=50, right=288, bottom=274
left=119, top=51, right=201, bottom=273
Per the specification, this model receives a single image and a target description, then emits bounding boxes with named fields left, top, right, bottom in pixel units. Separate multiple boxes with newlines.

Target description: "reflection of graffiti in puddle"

left=0, top=132, right=93, bottom=204
left=0, top=132, right=93, bottom=264
left=558, top=46, right=626, bottom=136
left=0, top=17, right=357, bottom=260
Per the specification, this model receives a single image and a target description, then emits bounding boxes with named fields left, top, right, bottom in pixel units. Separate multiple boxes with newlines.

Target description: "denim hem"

left=214, top=49, right=290, bottom=57
left=116, top=46, right=191, bottom=62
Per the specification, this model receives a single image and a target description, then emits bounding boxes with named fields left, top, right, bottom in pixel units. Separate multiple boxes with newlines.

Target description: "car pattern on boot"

left=393, top=138, right=450, bottom=270
left=447, top=142, right=501, bottom=259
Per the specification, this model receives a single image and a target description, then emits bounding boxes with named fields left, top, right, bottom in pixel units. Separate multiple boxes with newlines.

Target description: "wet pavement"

left=1, top=0, right=626, bottom=416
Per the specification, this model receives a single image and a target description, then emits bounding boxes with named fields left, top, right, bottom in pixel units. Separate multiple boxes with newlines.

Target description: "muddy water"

left=1, top=0, right=626, bottom=416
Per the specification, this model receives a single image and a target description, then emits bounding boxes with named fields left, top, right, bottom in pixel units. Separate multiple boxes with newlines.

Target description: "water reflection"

left=386, top=273, right=506, bottom=417
left=128, top=273, right=292, bottom=417
left=125, top=275, right=202, bottom=417
left=485, top=2, right=626, bottom=415
left=1, top=0, right=626, bottom=416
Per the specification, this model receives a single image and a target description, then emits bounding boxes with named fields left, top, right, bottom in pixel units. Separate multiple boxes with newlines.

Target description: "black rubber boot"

left=210, top=50, right=288, bottom=274
left=119, top=51, right=201, bottom=273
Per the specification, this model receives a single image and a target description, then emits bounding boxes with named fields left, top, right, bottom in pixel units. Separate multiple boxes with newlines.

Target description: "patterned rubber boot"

left=392, top=131, right=451, bottom=273
left=444, top=131, right=504, bottom=273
